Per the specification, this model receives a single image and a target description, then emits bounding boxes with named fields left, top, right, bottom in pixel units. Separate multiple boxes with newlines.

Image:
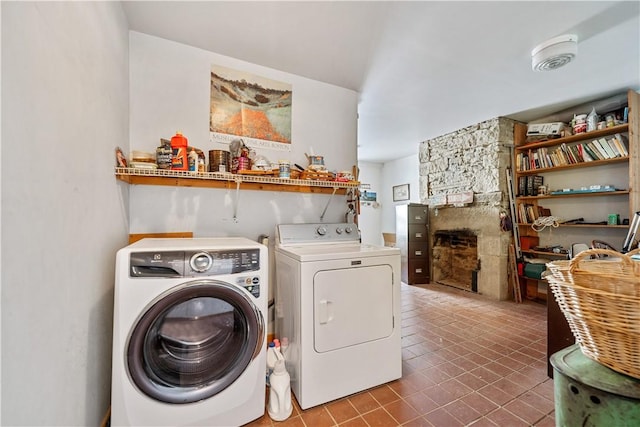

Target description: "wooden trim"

left=628, top=89, right=640, bottom=217
left=129, top=232, right=193, bottom=244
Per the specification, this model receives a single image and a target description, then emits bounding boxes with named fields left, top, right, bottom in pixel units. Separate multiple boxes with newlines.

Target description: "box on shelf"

left=520, top=236, right=540, bottom=251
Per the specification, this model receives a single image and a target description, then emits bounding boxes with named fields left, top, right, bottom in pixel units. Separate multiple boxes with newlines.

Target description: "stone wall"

left=419, top=117, right=517, bottom=300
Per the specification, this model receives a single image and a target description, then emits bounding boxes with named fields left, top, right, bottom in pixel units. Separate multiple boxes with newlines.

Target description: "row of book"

left=517, top=203, right=551, bottom=224
left=517, top=175, right=543, bottom=197
left=516, top=133, right=628, bottom=171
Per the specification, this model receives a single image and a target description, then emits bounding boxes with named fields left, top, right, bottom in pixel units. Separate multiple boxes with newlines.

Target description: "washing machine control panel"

left=130, top=249, right=260, bottom=278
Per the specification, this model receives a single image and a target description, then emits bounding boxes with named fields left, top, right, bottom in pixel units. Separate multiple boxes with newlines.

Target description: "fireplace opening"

left=432, top=229, right=479, bottom=292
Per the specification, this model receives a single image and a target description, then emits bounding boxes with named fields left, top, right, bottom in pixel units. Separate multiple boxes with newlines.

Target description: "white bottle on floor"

left=267, top=359, right=293, bottom=421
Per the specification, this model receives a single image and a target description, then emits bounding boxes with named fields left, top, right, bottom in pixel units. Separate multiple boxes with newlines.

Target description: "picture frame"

left=392, top=184, right=410, bottom=202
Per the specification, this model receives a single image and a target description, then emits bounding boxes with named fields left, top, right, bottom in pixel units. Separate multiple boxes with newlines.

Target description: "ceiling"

left=122, top=1, right=640, bottom=163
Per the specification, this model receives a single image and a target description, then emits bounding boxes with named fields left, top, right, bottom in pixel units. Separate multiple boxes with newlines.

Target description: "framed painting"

left=393, top=184, right=410, bottom=202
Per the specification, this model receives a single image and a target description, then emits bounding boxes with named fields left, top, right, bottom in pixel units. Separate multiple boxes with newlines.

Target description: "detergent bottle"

left=267, top=359, right=293, bottom=421
left=170, top=132, right=188, bottom=170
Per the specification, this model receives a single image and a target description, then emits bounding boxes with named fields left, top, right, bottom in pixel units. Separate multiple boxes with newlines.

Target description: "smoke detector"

left=531, top=34, right=578, bottom=71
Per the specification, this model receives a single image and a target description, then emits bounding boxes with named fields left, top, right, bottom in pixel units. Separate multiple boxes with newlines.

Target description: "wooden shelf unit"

left=514, top=89, right=639, bottom=238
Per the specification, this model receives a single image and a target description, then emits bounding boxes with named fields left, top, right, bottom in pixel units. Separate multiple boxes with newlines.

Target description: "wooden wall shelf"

left=115, top=167, right=366, bottom=195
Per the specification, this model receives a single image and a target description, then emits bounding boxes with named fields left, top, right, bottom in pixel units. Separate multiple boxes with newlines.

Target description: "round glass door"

left=126, top=280, right=264, bottom=404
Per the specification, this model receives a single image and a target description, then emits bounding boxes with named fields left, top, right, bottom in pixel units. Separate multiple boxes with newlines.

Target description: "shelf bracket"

left=232, top=177, right=242, bottom=222
left=320, top=187, right=339, bottom=222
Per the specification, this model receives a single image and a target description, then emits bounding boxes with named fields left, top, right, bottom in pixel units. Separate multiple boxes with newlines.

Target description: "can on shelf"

left=232, top=156, right=251, bottom=174
left=209, top=150, right=230, bottom=172
left=279, top=160, right=291, bottom=179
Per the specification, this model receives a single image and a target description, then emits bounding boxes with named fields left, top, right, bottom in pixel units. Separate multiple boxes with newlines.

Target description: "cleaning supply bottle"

left=267, top=359, right=293, bottom=421
left=170, top=132, right=188, bottom=170
left=188, top=148, right=198, bottom=172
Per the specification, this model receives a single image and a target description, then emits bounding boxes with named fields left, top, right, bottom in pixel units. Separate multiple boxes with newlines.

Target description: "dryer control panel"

left=130, top=249, right=260, bottom=278
left=277, top=222, right=361, bottom=245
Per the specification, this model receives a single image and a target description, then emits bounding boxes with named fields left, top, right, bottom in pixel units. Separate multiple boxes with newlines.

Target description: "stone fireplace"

left=419, top=117, right=516, bottom=300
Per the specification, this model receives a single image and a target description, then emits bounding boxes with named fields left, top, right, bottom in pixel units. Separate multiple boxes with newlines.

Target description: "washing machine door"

left=126, top=280, right=264, bottom=404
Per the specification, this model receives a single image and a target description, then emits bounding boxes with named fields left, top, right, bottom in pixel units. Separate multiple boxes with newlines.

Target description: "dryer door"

left=314, top=264, right=394, bottom=352
left=126, top=280, right=264, bottom=404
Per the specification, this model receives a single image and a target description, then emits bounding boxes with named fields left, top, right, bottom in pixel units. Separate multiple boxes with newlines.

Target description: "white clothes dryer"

left=111, top=238, right=267, bottom=426
left=274, top=223, right=402, bottom=410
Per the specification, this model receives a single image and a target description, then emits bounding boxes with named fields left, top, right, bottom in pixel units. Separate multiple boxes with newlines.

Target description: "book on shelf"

left=582, top=143, right=599, bottom=161
left=517, top=175, right=544, bottom=196
left=577, top=144, right=593, bottom=162
left=599, top=137, right=618, bottom=158
left=517, top=203, right=551, bottom=223
left=593, top=138, right=608, bottom=158
left=613, top=133, right=629, bottom=156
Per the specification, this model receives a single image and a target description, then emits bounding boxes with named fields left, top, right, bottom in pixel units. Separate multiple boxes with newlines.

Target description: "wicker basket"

left=546, top=248, right=640, bottom=379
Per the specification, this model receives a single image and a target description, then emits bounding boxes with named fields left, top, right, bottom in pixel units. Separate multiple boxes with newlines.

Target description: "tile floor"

left=246, top=283, right=555, bottom=427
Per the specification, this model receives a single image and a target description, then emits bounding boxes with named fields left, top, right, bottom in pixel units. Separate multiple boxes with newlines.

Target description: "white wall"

left=1, top=2, right=129, bottom=425
left=380, top=154, right=421, bottom=235
left=357, top=161, right=384, bottom=245
left=128, top=32, right=358, bottom=238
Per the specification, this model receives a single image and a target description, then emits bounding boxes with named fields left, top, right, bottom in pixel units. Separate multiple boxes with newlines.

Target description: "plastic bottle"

left=170, top=132, right=188, bottom=170
left=280, top=337, right=289, bottom=357
left=267, top=359, right=293, bottom=421
left=188, top=148, right=198, bottom=172
left=266, top=342, right=278, bottom=385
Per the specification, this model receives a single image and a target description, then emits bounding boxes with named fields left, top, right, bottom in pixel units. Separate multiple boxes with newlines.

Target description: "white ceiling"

left=122, top=1, right=640, bottom=163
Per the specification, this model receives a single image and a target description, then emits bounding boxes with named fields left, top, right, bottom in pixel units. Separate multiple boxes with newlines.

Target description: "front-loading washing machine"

left=275, top=223, right=402, bottom=410
left=111, top=237, right=267, bottom=426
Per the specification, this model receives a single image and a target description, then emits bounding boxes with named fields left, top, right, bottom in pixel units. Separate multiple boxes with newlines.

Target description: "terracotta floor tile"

left=534, top=414, right=557, bottom=427
left=468, top=366, right=502, bottom=384
left=492, top=377, right=529, bottom=397
left=467, top=416, right=499, bottom=426
left=338, top=416, right=368, bottom=427
left=443, top=399, right=482, bottom=425
left=401, top=416, right=435, bottom=427
left=396, top=374, right=436, bottom=396
left=518, top=390, right=555, bottom=414
left=438, top=377, right=473, bottom=400
left=369, top=384, right=401, bottom=406
left=419, top=365, right=452, bottom=384
left=403, top=391, right=440, bottom=415
left=422, top=407, right=465, bottom=427
left=530, top=379, right=555, bottom=400
left=384, top=399, right=421, bottom=424
left=244, top=412, right=273, bottom=426
left=485, top=407, right=530, bottom=427
left=325, top=399, right=359, bottom=425
left=299, top=406, right=335, bottom=427
left=361, top=408, right=396, bottom=427
left=460, top=392, right=499, bottom=416
left=455, top=371, right=489, bottom=391
left=435, top=360, right=466, bottom=378
left=476, top=383, right=515, bottom=406
left=348, top=391, right=380, bottom=415
left=277, top=415, right=305, bottom=427
left=421, top=384, right=457, bottom=407
left=503, top=398, right=547, bottom=425
left=483, top=360, right=516, bottom=377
